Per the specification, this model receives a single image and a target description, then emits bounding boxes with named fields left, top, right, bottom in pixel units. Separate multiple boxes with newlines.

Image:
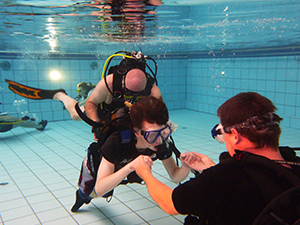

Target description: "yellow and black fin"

left=5, top=79, right=66, bottom=100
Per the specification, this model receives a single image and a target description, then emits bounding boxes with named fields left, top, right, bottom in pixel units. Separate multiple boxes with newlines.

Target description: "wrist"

left=182, top=163, right=191, bottom=170
left=126, top=162, right=135, bottom=173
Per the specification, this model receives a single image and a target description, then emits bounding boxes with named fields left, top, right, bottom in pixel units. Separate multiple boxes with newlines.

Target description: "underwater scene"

left=1, top=0, right=300, bottom=224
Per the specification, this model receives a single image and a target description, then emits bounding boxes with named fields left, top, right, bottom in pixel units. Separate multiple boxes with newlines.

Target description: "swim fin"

left=5, top=79, right=66, bottom=100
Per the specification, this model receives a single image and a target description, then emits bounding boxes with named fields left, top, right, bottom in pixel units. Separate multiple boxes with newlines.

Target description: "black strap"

left=74, top=102, right=103, bottom=127
left=168, top=136, right=199, bottom=176
left=144, top=74, right=155, bottom=96
left=169, top=136, right=181, bottom=158
left=241, top=153, right=300, bottom=186
left=243, top=163, right=284, bottom=203
left=228, top=152, right=300, bottom=203
left=112, top=71, right=124, bottom=98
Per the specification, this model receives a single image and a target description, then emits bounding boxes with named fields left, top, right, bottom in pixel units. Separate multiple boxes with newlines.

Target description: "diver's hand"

left=182, top=151, right=216, bottom=172
left=130, top=155, right=153, bottom=178
left=179, top=151, right=197, bottom=168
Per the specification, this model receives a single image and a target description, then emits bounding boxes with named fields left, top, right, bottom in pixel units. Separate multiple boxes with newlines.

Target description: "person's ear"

left=231, top=128, right=243, bottom=144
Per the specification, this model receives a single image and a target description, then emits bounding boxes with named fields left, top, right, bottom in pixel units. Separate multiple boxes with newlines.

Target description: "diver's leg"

left=13, top=119, right=48, bottom=131
left=0, top=124, right=13, bottom=132
left=0, top=116, right=29, bottom=130
left=0, top=115, right=23, bottom=122
left=5, top=79, right=66, bottom=100
left=1, top=115, right=47, bottom=131
left=71, top=156, right=93, bottom=212
left=71, top=143, right=108, bottom=212
left=53, top=92, right=83, bottom=121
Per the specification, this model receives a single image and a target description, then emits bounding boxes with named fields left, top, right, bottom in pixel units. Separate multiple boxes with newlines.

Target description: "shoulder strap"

left=240, top=161, right=283, bottom=203
left=236, top=152, right=300, bottom=186
left=231, top=152, right=300, bottom=203
left=169, top=136, right=181, bottom=158
left=112, top=71, right=123, bottom=99
left=144, top=74, right=155, bottom=96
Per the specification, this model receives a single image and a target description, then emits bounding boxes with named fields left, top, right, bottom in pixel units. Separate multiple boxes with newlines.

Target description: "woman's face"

left=135, top=121, right=171, bottom=151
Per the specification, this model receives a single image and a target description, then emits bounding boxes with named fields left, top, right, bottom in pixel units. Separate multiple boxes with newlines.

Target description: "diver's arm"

left=150, top=84, right=162, bottom=100
left=162, top=153, right=192, bottom=184
left=94, top=157, right=133, bottom=197
left=144, top=172, right=178, bottom=214
left=94, top=155, right=150, bottom=197
left=85, top=75, right=113, bottom=122
left=133, top=155, right=178, bottom=215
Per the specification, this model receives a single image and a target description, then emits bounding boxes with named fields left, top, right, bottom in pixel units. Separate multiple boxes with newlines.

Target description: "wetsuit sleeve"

left=99, top=131, right=122, bottom=164
left=172, top=177, right=200, bottom=214
left=171, top=169, right=218, bottom=216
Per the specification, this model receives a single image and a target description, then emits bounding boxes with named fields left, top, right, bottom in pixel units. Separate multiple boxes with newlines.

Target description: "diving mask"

left=141, top=125, right=172, bottom=144
left=123, top=88, right=147, bottom=103
left=211, top=112, right=279, bottom=144
left=211, top=124, right=225, bottom=143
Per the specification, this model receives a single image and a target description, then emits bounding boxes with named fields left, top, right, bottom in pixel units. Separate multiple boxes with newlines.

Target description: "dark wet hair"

left=217, top=92, right=283, bottom=149
left=130, top=96, right=168, bottom=129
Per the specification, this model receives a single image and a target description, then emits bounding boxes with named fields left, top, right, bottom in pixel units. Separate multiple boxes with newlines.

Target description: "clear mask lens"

left=142, top=125, right=172, bottom=144
left=211, top=124, right=225, bottom=144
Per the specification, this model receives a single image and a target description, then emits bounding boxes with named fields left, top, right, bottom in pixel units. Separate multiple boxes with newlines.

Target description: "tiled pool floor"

left=1, top=110, right=300, bottom=225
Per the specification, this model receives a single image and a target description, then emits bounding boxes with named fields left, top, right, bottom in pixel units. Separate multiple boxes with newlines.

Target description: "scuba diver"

left=68, top=52, right=183, bottom=213
left=71, top=96, right=195, bottom=212
left=0, top=113, right=47, bottom=133
left=5, top=50, right=161, bottom=132
left=84, top=50, right=161, bottom=140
